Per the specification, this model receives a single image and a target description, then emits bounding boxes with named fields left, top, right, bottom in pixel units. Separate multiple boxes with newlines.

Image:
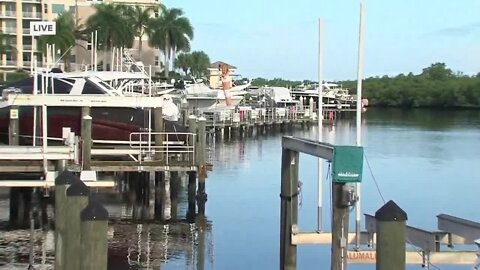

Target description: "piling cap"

left=66, top=178, right=89, bottom=196
left=375, top=200, right=408, bottom=221
left=55, top=170, right=79, bottom=185
left=80, top=199, right=109, bottom=221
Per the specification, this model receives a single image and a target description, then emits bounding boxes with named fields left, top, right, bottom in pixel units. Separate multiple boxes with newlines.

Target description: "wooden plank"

left=291, top=231, right=372, bottom=245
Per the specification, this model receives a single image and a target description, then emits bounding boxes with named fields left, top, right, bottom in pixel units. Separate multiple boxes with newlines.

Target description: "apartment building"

left=0, top=0, right=161, bottom=72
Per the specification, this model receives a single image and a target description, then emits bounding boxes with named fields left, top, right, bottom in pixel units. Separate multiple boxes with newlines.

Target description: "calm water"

left=1, top=108, right=480, bottom=269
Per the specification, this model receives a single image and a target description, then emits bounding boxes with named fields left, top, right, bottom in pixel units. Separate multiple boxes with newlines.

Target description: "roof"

left=209, top=61, right=237, bottom=69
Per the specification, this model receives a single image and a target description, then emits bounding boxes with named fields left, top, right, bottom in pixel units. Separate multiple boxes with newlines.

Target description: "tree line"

left=0, top=3, right=212, bottom=78
left=251, top=63, right=480, bottom=108
left=342, top=63, right=480, bottom=108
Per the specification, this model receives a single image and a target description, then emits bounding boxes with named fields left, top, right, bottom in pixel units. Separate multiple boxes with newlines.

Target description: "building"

left=0, top=0, right=161, bottom=72
left=208, top=61, right=236, bottom=89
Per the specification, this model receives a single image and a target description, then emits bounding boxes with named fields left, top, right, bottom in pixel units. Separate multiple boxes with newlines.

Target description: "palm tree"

left=38, top=12, right=75, bottom=70
left=174, top=52, right=191, bottom=76
left=124, top=5, right=160, bottom=60
left=189, top=51, right=210, bottom=79
left=148, top=6, right=193, bottom=78
left=86, top=3, right=134, bottom=70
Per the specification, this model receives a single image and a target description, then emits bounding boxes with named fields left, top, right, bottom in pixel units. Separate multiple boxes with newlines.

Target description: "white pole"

left=30, top=35, right=34, bottom=74
left=111, top=46, right=115, bottom=71
left=317, top=18, right=324, bottom=232
left=148, top=65, right=152, bottom=157
left=94, top=31, right=98, bottom=71
left=90, top=33, right=94, bottom=70
left=32, top=61, right=38, bottom=146
left=51, top=44, right=55, bottom=93
left=116, top=47, right=120, bottom=71
left=120, top=47, right=123, bottom=71
left=355, top=1, right=365, bottom=249
left=42, top=45, right=51, bottom=173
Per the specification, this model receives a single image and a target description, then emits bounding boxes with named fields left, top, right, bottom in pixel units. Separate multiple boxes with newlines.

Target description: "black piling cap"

left=55, top=170, right=79, bottom=185
left=375, top=200, right=408, bottom=221
left=66, top=178, right=89, bottom=197
left=80, top=199, right=109, bottom=221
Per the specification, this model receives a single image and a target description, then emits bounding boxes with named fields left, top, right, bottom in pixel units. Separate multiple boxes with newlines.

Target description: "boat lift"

left=0, top=93, right=198, bottom=187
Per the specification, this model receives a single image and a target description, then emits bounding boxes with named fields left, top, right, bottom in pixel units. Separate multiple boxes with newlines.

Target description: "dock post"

left=81, top=114, right=92, bottom=170
left=188, top=115, right=198, bottom=163
left=196, top=117, right=207, bottom=203
left=54, top=171, right=75, bottom=270
left=187, top=171, right=197, bottom=222
left=279, top=148, right=299, bottom=270
left=375, top=200, right=407, bottom=270
left=154, top=171, right=164, bottom=220
left=170, top=171, right=180, bottom=220
left=9, top=105, right=19, bottom=145
left=154, top=107, right=164, bottom=160
left=148, top=172, right=156, bottom=219
left=80, top=200, right=109, bottom=270
left=331, top=183, right=350, bottom=270
left=64, top=178, right=89, bottom=270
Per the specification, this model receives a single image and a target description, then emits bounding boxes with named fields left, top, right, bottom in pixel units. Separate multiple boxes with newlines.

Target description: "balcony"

left=4, top=28, right=17, bottom=35
left=5, top=60, right=17, bottom=66
left=0, top=11, right=16, bottom=18
left=22, top=12, right=41, bottom=19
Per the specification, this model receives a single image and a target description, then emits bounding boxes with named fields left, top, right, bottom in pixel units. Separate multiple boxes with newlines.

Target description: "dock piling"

left=375, top=200, right=407, bottom=270
left=64, top=177, right=89, bottom=270
left=80, top=199, right=109, bottom=270
left=54, top=171, right=76, bottom=270
left=279, top=148, right=299, bottom=270
left=81, top=113, right=92, bottom=170
left=154, top=107, right=164, bottom=160
left=9, top=105, right=19, bottom=145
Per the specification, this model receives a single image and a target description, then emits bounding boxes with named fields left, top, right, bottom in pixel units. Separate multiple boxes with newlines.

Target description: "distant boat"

left=174, top=79, right=250, bottom=112
left=290, top=82, right=365, bottom=110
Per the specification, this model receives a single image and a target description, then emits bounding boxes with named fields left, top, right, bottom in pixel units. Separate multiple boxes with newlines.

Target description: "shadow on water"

left=0, top=171, right=214, bottom=270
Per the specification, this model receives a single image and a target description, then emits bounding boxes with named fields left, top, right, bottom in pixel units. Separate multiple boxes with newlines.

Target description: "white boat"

left=179, top=80, right=251, bottom=111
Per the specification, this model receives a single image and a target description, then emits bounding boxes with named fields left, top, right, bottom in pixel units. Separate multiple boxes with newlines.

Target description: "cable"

left=364, top=152, right=386, bottom=204
left=366, top=152, right=441, bottom=269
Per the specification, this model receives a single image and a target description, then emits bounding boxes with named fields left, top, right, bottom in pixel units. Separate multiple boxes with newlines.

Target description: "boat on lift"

left=0, top=71, right=185, bottom=144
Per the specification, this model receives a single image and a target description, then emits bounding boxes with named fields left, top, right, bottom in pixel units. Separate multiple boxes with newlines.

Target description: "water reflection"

left=0, top=171, right=214, bottom=270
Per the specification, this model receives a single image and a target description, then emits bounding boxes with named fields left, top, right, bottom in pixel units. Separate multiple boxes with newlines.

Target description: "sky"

left=163, top=0, right=480, bottom=81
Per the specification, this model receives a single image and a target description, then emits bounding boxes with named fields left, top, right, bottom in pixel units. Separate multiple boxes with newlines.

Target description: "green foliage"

left=123, top=5, right=159, bottom=58
left=173, top=51, right=210, bottom=78
left=174, top=52, right=191, bottom=75
left=38, top=12, right=76, bottom=70
left=189, top=51, right=210, bottom=78
left=147, top=6, right=193, bottom=77
left=86, top=3, right=135, bottom=49
left=342, top=63, right=480, bottom=108
left=251, top=77, right=302, bottom=87
left=0, top=70, right=29, bottom=84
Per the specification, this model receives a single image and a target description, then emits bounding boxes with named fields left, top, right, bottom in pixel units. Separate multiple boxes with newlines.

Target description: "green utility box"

left=332, top=145, right=364, bottom=183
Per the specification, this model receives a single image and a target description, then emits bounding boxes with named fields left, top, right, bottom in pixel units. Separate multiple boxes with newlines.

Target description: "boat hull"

left=0, top=106, right=187, bottom=144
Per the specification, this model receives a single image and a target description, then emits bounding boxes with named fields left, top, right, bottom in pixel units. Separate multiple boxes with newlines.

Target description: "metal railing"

left=1, top=11, right=16, bottom=17
left=129, top=132, right=196, bottom=165
left=22, top=12, right=41, bottom=18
